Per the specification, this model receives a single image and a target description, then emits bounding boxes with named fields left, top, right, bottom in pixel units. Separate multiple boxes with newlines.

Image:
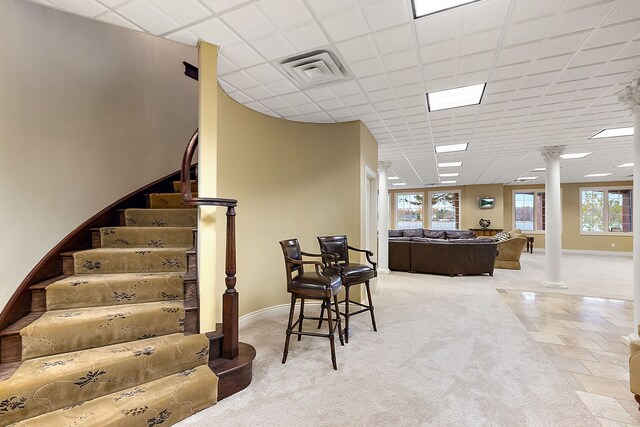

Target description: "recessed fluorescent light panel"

left=412, top=0, right=481, bottom=18
left=438, top=161, right=463, bottom=168
left=435, top=143, right=468, bottom=153
left=585, top=173, right=612, bottom=177
left=427, top=83, right=486, bottom=112
left=517, top=176, right=537, bottom=181
left=388, top=176, right=399, bottom=180
left=560, top=152, right=592, bottom=159
left=439, top=173, right=459, bottom=177
left=590, top=127, right=634, bottom=139
left=532, top=167, right=546, bottom=172
left=617, top=163, right=634, bottom=168
left=392, top=182, right=407, bottom=186
left=441, top=180, right=457, bottom=184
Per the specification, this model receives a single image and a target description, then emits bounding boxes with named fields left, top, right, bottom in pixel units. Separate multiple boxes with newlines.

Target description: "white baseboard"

left=562, top=249, right=632, bottom=257
left=239, top=301, right=322, bottom=330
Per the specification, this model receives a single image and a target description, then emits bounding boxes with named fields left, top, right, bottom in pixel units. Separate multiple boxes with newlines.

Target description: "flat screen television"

left=479, top=197, right=495, bottom=209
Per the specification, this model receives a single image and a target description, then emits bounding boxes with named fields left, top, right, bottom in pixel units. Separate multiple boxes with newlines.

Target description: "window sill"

left=580, top=232, right=633, bottom=237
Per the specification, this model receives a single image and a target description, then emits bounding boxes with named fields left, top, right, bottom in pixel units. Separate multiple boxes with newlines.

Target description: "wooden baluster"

left=222, top=206, right=239, bottom=359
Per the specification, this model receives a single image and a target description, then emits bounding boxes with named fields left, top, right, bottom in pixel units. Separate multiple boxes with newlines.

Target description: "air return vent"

left=280, top=50, right=347, bottom=88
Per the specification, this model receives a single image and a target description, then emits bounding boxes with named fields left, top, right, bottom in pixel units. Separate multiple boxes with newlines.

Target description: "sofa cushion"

left=423, top=229, right=446, bottom=239
left=389, top=237, right=412, bottom=241
left=389, top=229, right=403, bottom=237
left=495, top=231, right=511, bottom=242
left=402, top=229, right=424, bottom=238
left=412, top=237, right=447, bottom=244
left=445, top=230, right=475, bottom=239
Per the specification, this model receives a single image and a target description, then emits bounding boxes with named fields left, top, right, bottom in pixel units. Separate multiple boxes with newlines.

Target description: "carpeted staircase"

left=0, top=181, right=219, bottom=426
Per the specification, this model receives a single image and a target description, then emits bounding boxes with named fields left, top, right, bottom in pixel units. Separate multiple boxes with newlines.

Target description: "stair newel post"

left=222, top=205, right=239, bottom=359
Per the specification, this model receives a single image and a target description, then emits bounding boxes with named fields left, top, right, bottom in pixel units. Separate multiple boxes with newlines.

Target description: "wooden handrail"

left=181, top=129, right=239, bottom=360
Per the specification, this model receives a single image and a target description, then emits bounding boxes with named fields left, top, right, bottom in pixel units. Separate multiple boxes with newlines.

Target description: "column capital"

left=541, top=145, right=566, bottom=162
left=378, top=161, right=392, bottom=173
left=618, top=78, right=640, bottom=113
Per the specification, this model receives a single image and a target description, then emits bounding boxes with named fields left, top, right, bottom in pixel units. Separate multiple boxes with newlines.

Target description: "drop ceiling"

left=26, top=0, right=640, bottom=187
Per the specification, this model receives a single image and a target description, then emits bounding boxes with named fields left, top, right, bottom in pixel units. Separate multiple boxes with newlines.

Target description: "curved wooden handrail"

left=181, top=129, right=239, bottom=360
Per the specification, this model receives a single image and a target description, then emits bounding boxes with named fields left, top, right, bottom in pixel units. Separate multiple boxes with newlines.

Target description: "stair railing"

left=181, top=129, right=238, bottom=360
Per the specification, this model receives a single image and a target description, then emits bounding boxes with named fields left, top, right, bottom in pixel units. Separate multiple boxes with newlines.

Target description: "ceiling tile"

left=502, top=16, right=554, bottom=47
left=336, top=35, right=379, bottom=64
left=510, top=0, right=563, bottom=23
left=257, top=0, right=312, bottom=29
left=363, top=0, right=411, bottom=32
left=414, top=8, right=462, bottom=45
left=49, top=0, right=107, bottom=17
left=199, top=0, right=251, bottom=14
left=98, top=11, right=142, bottom=32
left=348, top=57, right=387, bottom=78
left=460, top=29, right=501, bottom=56
left=249, top=33, right=297, bottom=60
left=373, top=24, right=414, bottom=55
left=220, top=43, right=264, bottom=68
left=283, top=21, right=329, bottom=52
left=188, top=17, right=242, bottom=47
left=221, top=4, right=276, bottom=40
left=151, top=0, right=210, bottom=26
left=264, top=78, right=299, bottom=95
left=304, top=86, right=338, bottom=101
left=419, top=39, right=458, bottom=64
left=320, top=7, right=370, bottom=42
left=220, top=70, right=260, bottom=90
left=116, top=0, right=180, bottom=35
left=244, top=63, right=283, bottom=83
left=604, top=0, right=640, bottom=25
left=306, top=0, right=358, bottom=16
left=383, top=50, right=419, bottom=72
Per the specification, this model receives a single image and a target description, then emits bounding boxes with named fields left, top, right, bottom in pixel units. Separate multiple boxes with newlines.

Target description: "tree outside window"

left=396, top=193, right=423, bottom=229
left=514, top=191, right=545, bottom=231
left=581, top=187, right=632, bottom=233
left=429, top=191, right=460, bottom=230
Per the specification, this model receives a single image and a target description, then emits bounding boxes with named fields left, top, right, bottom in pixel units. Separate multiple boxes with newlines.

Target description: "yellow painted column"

left=197, top=41, right=218, bottom=332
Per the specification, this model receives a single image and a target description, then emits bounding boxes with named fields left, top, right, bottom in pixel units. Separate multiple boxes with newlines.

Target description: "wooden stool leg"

left=334, top=295, right=344, bottom=346
left=297, top=298, right=305, bottom=341
left=282, top=294, right=296, bottom=364
left=317, top=300, right=325, bottom=329
left=325, top=297, right=337, bottom=370
left=344, top=285, right=350, bottom=344
left=365, top=280, right=377, bottom=332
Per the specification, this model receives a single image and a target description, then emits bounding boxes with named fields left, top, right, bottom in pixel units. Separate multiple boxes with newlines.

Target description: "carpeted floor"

left=177, top=252, right=623, bottom=426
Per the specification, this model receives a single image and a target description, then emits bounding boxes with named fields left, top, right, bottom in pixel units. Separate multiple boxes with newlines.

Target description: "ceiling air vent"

left=280, top=50, right=347, bottom=88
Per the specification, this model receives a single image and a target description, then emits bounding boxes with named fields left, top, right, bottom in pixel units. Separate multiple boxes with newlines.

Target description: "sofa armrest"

left=495, top=237, right=527, bottom=261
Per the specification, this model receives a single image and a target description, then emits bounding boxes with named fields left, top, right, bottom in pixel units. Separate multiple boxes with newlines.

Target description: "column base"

left=542, top=280, right=567, bottom=289
left=377, top=268, right=391, bottom=275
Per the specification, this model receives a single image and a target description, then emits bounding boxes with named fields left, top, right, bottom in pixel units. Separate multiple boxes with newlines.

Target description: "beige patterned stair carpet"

left=149, top=193, right=197, bottom=209
left=21, top=301, right=185, bottom=360
left=125, top=208, right=197, bottom=227
left=0, top=181, right=217, bottom=425
left=100, top=226, right=193, bottom=248
left=73, top=247, right=189, bottom=274
left=12, top=365, right=217, bottom=427
left=45, top=272, right=184, bottom=310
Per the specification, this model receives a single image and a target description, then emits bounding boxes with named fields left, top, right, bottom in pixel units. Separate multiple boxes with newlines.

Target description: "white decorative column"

left=619, top=79, right=640, bottom=339
left=377, top=161, right=391, bottom=274
left=542, top=145, right=566, bottom=289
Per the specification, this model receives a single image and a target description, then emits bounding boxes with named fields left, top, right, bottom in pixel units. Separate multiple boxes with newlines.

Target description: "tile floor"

left=499, top=289, right=639, bottom=426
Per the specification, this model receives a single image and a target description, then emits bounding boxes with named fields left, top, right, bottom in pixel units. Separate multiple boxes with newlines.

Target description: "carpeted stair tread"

left=72, top=247, right=189, bottom=274
left=125, top=208, right=197, bottom=227
left=100, top=226, right=194, bottom=248
left=45, top=272, right=184, bottom=310
left=0, top=333, right=211, bottom=425
left=173, top=180, right=197, bottom=193
left=149, top=193, right=197, bottom=209
left=21, top=301, right=185, bottom=360
left=12, top=365, right=218, bottom=427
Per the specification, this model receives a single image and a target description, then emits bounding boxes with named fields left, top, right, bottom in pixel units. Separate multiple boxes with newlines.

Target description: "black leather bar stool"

left=317, top=235, right=377, bottom=343
left=279, top=239, right=344, bottom=370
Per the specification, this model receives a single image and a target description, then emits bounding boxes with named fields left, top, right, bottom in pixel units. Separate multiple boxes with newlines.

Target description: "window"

left=513, top=191, right=545, bottom=231
left=428, top=191, right=460, bottom=230
left=396, top=193, right=423, bottom=229
left=581, top=187, right=632, bottom=233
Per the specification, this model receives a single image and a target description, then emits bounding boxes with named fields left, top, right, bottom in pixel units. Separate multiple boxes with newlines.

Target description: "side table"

left=525, top=236, right=534, bottom=253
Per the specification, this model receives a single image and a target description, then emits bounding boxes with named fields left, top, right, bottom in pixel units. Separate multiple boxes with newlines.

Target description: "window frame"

left=427, top=189, right=462, bottom=230
left=395, top=191, right=425, bottom=230
left=579, top=186, right=633, bottom=236
left=512, top=189, right=546, bottom=234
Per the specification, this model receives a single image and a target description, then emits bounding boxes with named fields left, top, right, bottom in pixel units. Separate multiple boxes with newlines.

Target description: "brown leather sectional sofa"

left=389, top=229, right=498, bottom=276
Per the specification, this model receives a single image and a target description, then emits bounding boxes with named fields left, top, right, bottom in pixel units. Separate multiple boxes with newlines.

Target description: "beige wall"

left=0, top=0, right=198, bottom=311
left=213, top=89, right=370, bottom=319
left=461, top=184, right=504, bottom=229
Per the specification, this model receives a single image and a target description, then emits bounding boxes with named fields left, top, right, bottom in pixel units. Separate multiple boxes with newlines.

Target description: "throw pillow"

left=495, top=231, right=510, bottom=241
left=389, top=229, right=403, bottom=237
left=403, top=229, right=424, bottom=238
left=423, top=229, right=446, bottom=239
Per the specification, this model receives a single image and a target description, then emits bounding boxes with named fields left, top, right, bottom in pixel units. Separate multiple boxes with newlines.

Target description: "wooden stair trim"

left=210, top=342, right=256, bottom=400
left=30, top=275, right=69, bottom=313
left=0, top=167, right=192, bottom=332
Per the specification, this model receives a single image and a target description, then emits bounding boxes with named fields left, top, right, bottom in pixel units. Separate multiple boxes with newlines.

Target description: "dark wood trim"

left=0, top=168, right=186, bottom=332
left=210, top=342, right=255, bottom=400
left=183, top=61, right=199, bottom=81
